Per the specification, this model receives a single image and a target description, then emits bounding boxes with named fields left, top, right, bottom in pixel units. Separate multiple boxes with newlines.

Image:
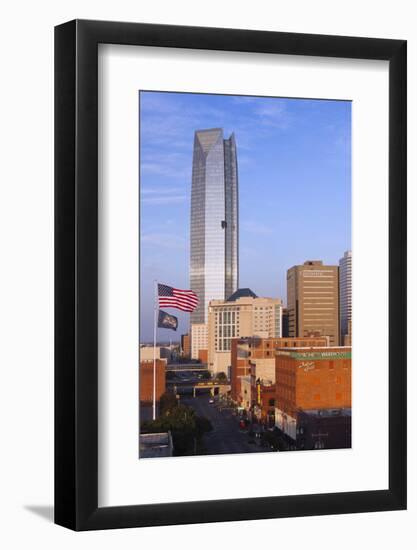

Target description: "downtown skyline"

left=140, top=91, right=351, bottom=342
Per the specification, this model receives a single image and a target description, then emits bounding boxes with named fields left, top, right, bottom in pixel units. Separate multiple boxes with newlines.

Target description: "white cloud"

left=253, top=102, right=290, bottom=129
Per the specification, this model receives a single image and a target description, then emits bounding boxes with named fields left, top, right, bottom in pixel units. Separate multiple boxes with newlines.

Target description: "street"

left=180, top=394, right=272, bottom=456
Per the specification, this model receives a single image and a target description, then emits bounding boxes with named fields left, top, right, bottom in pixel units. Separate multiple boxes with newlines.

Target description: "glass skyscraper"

left=339, top=250, right=352, bottom=341
left=190, top=128, right=239, bottom=324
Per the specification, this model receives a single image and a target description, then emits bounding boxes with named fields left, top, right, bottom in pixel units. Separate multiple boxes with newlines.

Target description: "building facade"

left=139, top=432, right=174, bottom=458
left=275, top=346, right=351, bottom=443
left=344, top=320, right=352, bottom=346
left=140, top=345, right=172, bottom=361
left=191, top=323, right=208, bottom=360
left=139, top=358, right=166, bottom=420
left=190, top=128, right=239, bottom=325
left=296, top=409, right=351, bottom=450
left=230, top=335, right=330, bottom=403
left=339, top=250, right=352, bottom=344
left=181, top=333, right=191, bottom=358
left=282, top=307, right=290, bottom=337
left=287, top=260, right=340, bottom=346
left=207, top=288, right=283, bottom=375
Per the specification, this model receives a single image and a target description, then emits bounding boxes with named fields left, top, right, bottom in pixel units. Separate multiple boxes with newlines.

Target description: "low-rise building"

left=230, top=336, right=330, bottom=403
left=139, top=432, right=173, bottom=458
left=139, top=358, right=166, bottom=419
left=140, top=345, right=172, bottom=362
left=240, top=371, right=256, bottom=410
left=275, top=346, right=351, bottom=447
left=296, top=409, right=351, bottom=450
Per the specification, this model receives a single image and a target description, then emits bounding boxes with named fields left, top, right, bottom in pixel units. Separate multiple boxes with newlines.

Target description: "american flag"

left=158, top=283, right=198, bottom=312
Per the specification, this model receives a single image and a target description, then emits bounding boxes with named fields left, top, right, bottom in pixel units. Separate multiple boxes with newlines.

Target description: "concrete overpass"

left=166, top=363, right=208, bottom=372
left=169, top=380, right=231, bottom=398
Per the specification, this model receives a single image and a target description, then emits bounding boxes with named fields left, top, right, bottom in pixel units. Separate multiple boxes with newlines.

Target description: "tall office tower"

left=339, top=250, right=352, bottom=344
left=190, top=128, right=239, bottom=325
left=287, top=260, right=340, bottom=346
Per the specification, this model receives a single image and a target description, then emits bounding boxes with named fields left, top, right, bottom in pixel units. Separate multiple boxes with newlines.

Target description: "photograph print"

left=139, top=91, right=352, bottom=459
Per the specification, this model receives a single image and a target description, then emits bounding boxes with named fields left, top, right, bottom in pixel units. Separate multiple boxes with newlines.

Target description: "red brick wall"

left=275, top=348, right=351, bottom=415
left=139, top=359, right=166, bottom=403
left=230, top=339, right=252, bottom=402
left=230, top=337, right=329, bottom=403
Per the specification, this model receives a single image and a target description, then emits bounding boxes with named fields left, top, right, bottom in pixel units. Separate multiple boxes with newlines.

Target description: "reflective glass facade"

left=190, top=128, right=239, bottom=324
left=339, top=250, right=352, bottom=339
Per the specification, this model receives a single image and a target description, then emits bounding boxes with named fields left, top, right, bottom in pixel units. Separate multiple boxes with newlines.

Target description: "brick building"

left=275, top=346, right=351, bottom=446
left=139, top=359, right=166, bottom=418
left=296, top=409, right=351, bottom=450
left=230, top=336, right=329, bottom=403
left=255, top=382, right=276, bottom=425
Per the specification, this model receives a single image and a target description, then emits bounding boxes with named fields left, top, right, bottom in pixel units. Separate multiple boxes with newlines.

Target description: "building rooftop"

left=226, top=288, right=258, bottom=301
left=276, top=346, right=351, bottom=351
left=139, top=432, right=173, bottom=459
left=275, top=347, right=352, bottom=359
left=303, top=260, right=323, bottom=266
left=195, top=128, right=223, bottom=153
left=300, top=408, right=352, bottom=417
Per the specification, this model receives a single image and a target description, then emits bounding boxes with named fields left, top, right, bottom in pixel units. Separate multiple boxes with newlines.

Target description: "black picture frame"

left=55, top=19, right=407, bottom=531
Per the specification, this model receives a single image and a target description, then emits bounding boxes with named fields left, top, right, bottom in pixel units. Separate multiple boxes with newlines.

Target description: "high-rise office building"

left=339, top=250, right=352, bottom=344
left=287, top=260, right=340, bottom=346
left=190, top=128, right=239, bottom=325
left=207, top=288, right=282, bottom=374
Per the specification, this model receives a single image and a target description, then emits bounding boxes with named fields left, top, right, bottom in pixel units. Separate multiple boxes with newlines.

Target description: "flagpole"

left=153, top=280, right=157, bottom=421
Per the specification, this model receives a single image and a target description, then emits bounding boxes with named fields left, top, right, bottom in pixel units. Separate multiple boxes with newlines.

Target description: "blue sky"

left=140, top=91, right=351, bottom=343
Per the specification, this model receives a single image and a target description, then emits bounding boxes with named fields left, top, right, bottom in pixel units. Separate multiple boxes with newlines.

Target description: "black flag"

left=158, top=309, right=178, bottom=331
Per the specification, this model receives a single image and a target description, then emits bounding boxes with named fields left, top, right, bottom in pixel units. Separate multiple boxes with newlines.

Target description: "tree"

left=215, top=371, right=228, bottom=382
left=159, top=391, right=177, bottom=415
left=141, top=403, right=213, bottom=456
